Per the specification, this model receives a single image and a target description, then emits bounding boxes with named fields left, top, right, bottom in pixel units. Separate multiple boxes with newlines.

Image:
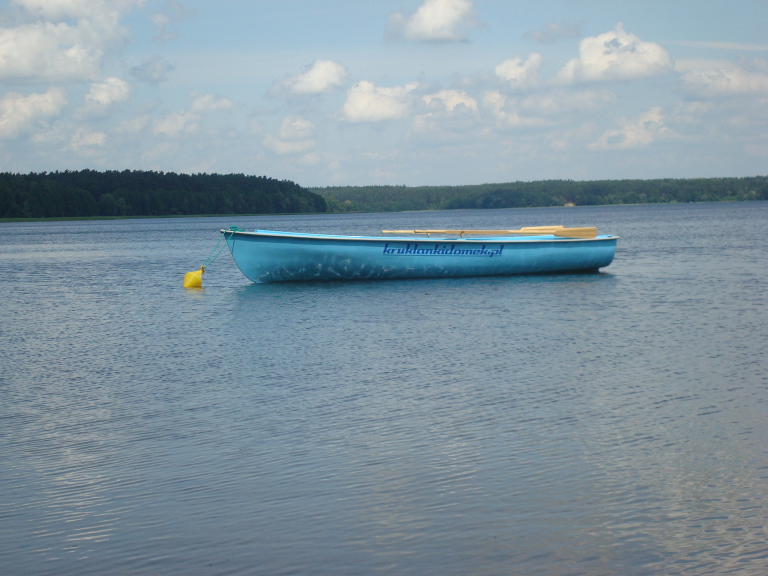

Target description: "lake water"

left=1, top=202, right=767, bottom=575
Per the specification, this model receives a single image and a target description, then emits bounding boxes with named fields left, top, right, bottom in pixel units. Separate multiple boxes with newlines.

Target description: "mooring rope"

left=201, top=225, right=240, bottom=270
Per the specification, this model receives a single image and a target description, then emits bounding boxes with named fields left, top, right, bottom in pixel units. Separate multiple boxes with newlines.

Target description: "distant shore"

left=2, top=171, right=766, bottom=221
left=312, top=176, right=768, bottom=213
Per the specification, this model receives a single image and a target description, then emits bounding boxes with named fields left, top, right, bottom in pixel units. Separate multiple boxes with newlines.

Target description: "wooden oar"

left=382, top=227, right=598, bottom=238
left=521, top=226, right=564, bottom=232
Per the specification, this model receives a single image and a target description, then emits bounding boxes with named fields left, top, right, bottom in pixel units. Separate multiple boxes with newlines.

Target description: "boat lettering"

left=382, top=244, right=504, bottom=257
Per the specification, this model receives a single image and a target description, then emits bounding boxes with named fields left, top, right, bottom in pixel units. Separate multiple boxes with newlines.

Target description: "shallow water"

left=1, top=202, right=767, bottom=575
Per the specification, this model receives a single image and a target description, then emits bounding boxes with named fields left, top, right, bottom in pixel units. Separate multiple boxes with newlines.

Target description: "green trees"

left=0, top=170, right=327, bottom=219
left=3, top=171, right=765, bottom=219
left=314, top=177, right=768, bottom=213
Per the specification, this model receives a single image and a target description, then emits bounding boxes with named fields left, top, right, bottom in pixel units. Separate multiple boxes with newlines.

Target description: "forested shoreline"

left=313, top=176, right=768, bottom=213
left=1, top=171, right=766, bottom=220
left=0, top=170, right=327, bottom=219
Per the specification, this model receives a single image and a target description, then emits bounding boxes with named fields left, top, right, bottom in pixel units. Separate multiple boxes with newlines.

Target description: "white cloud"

left=151, top=13, right=171, bottom=31
left=413, top=90, right=478, bottom=141
left=589, top=107, right=667, bottom=150
left=557, top=23, right=673, bottom=84
left=482, top=90, right=549, bottom=128
left=482, top=88, right=615, bottom=131
left=70, top=127, right=106, bottom=150
left=279, top=115, right=315, bottom=141
left=0, top=22, right=105, bottom=81
left=154, top=112, right=197, bottom=137
left=150, top=0, right=192, bottom=42
left=271, top=60, right=348, bottom=96
left=495, top=53, right=542, bottom=90
left=263, top=135, right=315, bottom=155
left=423, top=89, right=478, bottom=112
left=262, top=116, right=316, bottom=156
left=0, top=88, right=67, bottom=139
left=153, top=92, right=233, bottom=137
left=516, top=89, right=617, bottom=117
left=388, top=0, right=478, bottom=42
left=131, top=56, right=175, bottom=84
left=550, top=122, right=599, bottom=151
left=0, top=0, right=143, bottom=82
left=342, top=81, right=419, bottom=123
left=681, top=58, right=768, bottom=97
left=115, top=114, right=150, bottom=134
left=13, top=0, right=142, bottom=21
left=80, top=77, right=130, bottom=116
left=189, top=93, right=234, bottom=113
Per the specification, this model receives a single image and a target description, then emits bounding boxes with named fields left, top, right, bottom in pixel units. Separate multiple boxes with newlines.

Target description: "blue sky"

left=1, top=0, right=767, bottom=186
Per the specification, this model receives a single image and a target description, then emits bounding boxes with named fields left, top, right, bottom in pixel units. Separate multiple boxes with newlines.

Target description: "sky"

left=1, top=0, right=767, bottom=187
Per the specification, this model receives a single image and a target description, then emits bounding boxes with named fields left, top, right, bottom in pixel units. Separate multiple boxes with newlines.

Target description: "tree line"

left=314, top=176, right=768, bottom=213
left=0, top=170, right=327, bottom=219
left=3, top=172, right=766, bottom=220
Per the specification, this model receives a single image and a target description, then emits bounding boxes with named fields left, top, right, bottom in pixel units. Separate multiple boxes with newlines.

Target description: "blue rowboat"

left=221, top=226, right=618, bottom=283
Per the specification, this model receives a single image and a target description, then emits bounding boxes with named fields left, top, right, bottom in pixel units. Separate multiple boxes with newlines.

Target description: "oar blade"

left=553, top=227, right=597, bottom=238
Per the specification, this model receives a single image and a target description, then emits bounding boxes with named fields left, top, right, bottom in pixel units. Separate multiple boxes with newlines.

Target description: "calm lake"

left=1, top=202, right=767, bottom=575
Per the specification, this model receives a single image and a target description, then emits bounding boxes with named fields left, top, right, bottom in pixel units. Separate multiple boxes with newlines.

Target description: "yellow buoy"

left=183, top=227, right=238, bottom=288
left=183, top=266, right=204, bottom=288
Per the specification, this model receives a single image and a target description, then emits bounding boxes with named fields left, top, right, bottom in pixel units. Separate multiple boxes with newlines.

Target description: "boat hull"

left=222, top=229, right=618, bottom=283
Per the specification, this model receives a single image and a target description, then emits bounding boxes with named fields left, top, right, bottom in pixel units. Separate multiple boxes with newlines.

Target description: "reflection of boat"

left=221, top=226, right=619, bottom=283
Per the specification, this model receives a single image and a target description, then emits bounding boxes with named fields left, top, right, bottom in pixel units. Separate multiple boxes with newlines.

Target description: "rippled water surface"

left=2, top=203, right=767, bottom=575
